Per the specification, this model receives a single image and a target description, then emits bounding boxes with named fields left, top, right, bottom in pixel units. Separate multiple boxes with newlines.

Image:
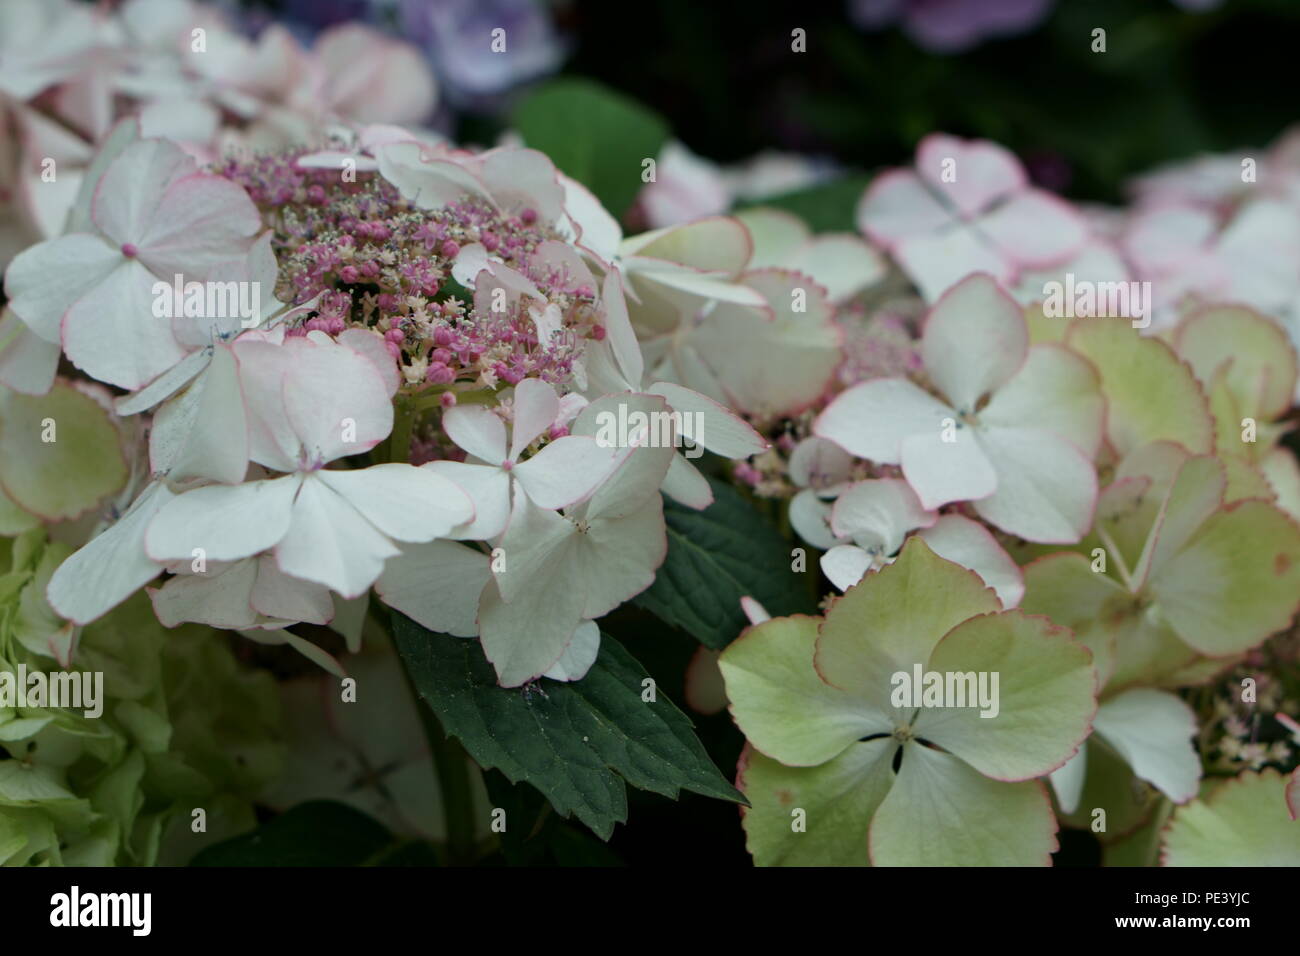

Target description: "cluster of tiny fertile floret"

left=1204, top=632, right=1300, bottom=773
left=219, top=149, right=603, bottom=392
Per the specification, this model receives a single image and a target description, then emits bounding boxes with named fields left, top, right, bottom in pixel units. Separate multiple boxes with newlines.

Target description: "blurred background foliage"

left=249, top=0, right=1300, bottom=205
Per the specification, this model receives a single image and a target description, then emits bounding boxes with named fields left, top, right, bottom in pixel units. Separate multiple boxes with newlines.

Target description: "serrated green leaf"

left=634, top=477, right=816, bottom=649
left=512, top=78, right=668, bottom=219
left=189, top=800, right=393, bottom=867
left=391, top=616, right=744, bottom=840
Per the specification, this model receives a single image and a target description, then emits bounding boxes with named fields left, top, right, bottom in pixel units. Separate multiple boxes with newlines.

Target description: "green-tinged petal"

left=1059, top=738, right=1156, bottom=841
left=1174, top=304, right=1297, bottom=421
left=1161, top=769, right=1300, bottom=866
left=914, top=610, right=1096, bottom=782
left=816, top=537, right=1001, bottom=710
left=1020, top=551, right=1127, bottom=687
left=0, top=382, right=128, bottom=521
left=1133, top=454, right=1224, bottom=588
left=0, top=485, right=39, bottom=535
left=869, top=744, right=1058, bottom=866
left=1066, top=319, right=1214, bottom=456
left=719, top=615, right=885, bottom=767
left=738, top=740, right=894, bottom=866
left=1150, top=500, right=1300, bottom=657
left=1092, top=688, right=1199, bottom=803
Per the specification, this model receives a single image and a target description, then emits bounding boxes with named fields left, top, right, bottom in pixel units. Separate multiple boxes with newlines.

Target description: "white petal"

left=47, top=481, right=174, bottom=625
left=443, top=404, right=508, bottom=465
left=316, top=464, right=473, bottom=543
left=814, top=378, right=953, bottom=463
left=1093, top=689, right=1201, bottom=804
left=150, top=559, right=260, bottom=629
left=3, top=234, right=121, bottom=343
left=789, top=488, right=839, bottom=550
left=973, top=426, right=1097, bottom=543
left=541, top=621, right=601, bottom=682
left=646, top=381, right=768, bottom=458
left=274, top=475, right=400, bottom=598
left=510, top=378, right=560, bottom=460
left=921, top=273, right=1028, bottom=412
left=820, top=544, right=874, bottom=592
left=148, top=345, right=248, bottom=484
left=513, top=435, right=619, bottom=510
left=917, top=514, right=1023, bottom=608
left=421, top=460, right=511, bottom=541
left=831, top=479, right=935, bottom=554
left=660, top=453, right=713, bottom=509
left=900, top=425, right=998, bottom=509
left=375, top=540, right=491, bottom=637
left=252, top=557, right=336, bottom=625
left=145, top=474, right=301, bottom=562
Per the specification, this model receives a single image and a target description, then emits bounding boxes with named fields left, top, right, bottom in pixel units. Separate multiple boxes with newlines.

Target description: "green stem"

left=389, top=396, right=416, bottom=464
left=394, top=645, right=478, bottom=865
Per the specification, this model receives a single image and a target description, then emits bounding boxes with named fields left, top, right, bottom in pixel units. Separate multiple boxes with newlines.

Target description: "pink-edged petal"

left=375, top=540, right=490, bottom=637
left=820, top=543, right=874, bottom=592
left=509, top=377, right=560, bottom=461
left=337, top=327, right=401, bottom=396
left=981, top=342, right=1104, bottom=458
left=230, top=337, right=299, bottom=472
left=900, top=425, right=998, bottom=509
left=137, top=174, right=263, bottom=279
left=150, top=559, right=260, bottom=630
left=814, top=377, right=953, bottom=463
left=855, top=168, right=953, bottom=247
left=596, top=268, right=643, bottom=388
left=894, top=225, right=1013, bottom=302
left=921, top=272, right=1028, bottom=412
left=561, top=173, right=621, bottom=262
left=973, top=426, right=1097, bottom=543
left=148, top=344, right=248, bottom=484
left=275, top=474, right=400, bottom=598
left=541, top=621, right=600, bottom=682
left=316, top=463, right=474, bottom=542
left=282, top=339, right=393, bottom=463
left=646, top=380, right=768, bottom=458
left=661, top=452, right=713, bottom=509
left=3, top=233, right=121, bottom=342
left=252, top=558, right=334, bottom=625
left=917, top=514, right=1024, bottom=608
left=916, top=133, right=1025, bottom=218
left=788, top=436, right=855, bottom=489
left=479, top=573, right=584, bottom=687
left=830, top=478, right=936, bottom=553
left=146, top=474, right=301, bottom=563
left=977, top=190, right=1087, bottom=269
left=62, top=258, right=189, bottom=389
left=789, top=487, right=839, bottom=550
left=421, top=460, right=511, bottom=541
left=91, top=138, right=196, bottom=246
left=513, top=435, right=620, bottom=510
left=442, top=403, right=508, bottom=465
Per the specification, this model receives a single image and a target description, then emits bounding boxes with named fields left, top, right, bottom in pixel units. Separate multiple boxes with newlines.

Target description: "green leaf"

left=737, top=174, right=872, bottom=233
left=633, top=476, right=816, bottom=649
left=391, top=615, right=745, bottom=840
left=512, top=78, right=668, bottom=219
left=189, top=801, right=394, bottom=867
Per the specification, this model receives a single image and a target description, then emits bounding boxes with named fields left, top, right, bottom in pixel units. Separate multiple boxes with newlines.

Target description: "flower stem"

left=396, top=650, right=479, bottom=865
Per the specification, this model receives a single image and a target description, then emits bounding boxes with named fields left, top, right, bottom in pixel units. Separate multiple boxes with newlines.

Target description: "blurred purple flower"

left=397, top=0, right=566, bottom=106
left=849, top=0, right=1055, bottom=53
